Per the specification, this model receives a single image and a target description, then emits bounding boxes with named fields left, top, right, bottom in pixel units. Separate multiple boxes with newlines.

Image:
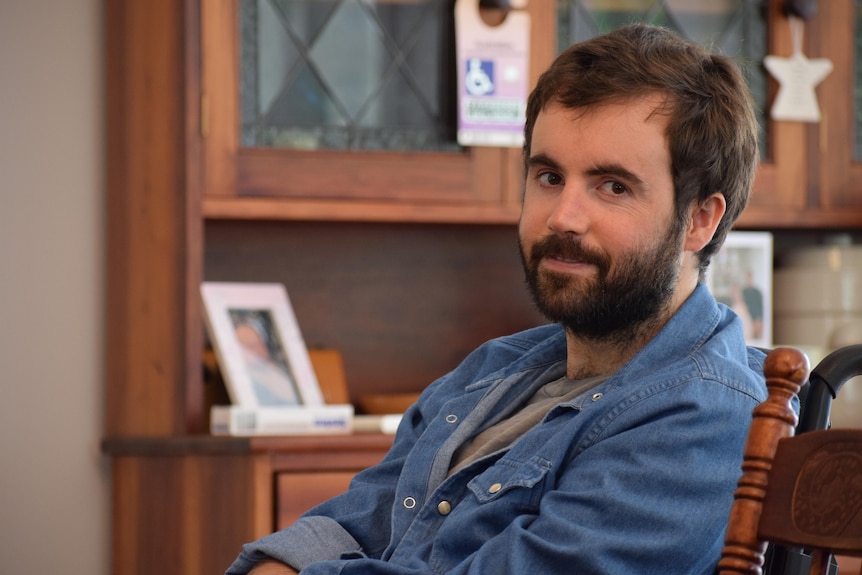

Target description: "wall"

left=0, top=1, right=109, bottom=573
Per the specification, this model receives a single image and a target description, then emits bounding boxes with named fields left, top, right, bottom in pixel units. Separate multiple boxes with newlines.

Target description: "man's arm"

left=248, top=561, right=298, bottom=575
left=226, top=396, right=432, bottom=575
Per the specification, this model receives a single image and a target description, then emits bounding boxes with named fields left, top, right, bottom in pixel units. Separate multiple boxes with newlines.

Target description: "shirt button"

left=591, top=392, right=603, bottom=401
left=403, top=497, right=416, bottom=509
left=445, top=414, right=458, bottom=423
left=488, top=483, right=502, bottom=494
left=437, top=500, right=452, bottom=515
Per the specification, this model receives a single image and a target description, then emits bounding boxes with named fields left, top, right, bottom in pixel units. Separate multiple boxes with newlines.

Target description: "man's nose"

left=547, top=186, right=590, bottom=236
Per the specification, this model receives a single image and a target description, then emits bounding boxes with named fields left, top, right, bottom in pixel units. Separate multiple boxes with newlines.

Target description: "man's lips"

left=528, top=235, right=608, bottom=275
left=542, top=254, right=595, bottom=271
left=550, top=254, right=584, bottom=264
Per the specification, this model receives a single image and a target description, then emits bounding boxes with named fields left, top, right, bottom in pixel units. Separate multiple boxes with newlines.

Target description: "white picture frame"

left=201, top=282, right=324, bottom=408
left=706, top=231, right=773, bottom=349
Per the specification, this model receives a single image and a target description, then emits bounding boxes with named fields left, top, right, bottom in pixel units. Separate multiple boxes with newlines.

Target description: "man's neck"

left=563, top=326, right=657, bottom=380
left=563, top=275, right=699, bottom=379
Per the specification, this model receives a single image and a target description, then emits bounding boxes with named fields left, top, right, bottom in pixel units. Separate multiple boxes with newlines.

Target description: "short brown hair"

left=523, top=24, right=759, bottom=278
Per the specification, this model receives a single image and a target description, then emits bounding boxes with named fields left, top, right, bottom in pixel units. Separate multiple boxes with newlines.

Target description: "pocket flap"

left=467, top=455, right=552, bottom=503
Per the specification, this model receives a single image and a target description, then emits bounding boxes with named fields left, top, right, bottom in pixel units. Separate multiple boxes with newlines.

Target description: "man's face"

left=518, top=98, right=684, bottom=342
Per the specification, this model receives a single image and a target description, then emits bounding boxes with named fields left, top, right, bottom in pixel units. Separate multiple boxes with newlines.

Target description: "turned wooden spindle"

left=718, top=347, right=810, bottom=575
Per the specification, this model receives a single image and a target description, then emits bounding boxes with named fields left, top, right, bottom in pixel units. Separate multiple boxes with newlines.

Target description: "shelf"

left=202, top=196, right=523, bottom=225
left=102, top=433, right=395, bottom=457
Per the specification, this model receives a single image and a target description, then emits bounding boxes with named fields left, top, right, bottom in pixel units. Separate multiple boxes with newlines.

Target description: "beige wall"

left=0, top=1, right=109, bottom=573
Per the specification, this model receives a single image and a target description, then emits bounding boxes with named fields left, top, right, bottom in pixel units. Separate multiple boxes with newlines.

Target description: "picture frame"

left=706, top=231, right=773, bottom=349
left=201, top=282, right=324, bottom=408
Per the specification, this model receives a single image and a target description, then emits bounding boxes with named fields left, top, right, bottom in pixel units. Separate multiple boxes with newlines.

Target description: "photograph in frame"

left=706, top=231, right=773, bottom=349
left=201, top=282, right=324, bottom=408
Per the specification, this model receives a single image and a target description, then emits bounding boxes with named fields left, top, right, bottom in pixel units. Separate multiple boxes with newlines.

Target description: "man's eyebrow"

left=586, top=163, right=645, bottom=186
left=526, top=156, right=648, bottom=188
left=525, top=153, right=562, bottom=171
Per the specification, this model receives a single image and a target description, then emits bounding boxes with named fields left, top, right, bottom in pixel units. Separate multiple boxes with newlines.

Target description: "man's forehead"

left=531, top=98, right=672, bottom=149
left=536, top=92, right=673, bottom=124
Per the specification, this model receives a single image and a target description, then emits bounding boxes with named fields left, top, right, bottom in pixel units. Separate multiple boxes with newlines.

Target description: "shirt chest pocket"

left=467, top=455, right=553, bottom=509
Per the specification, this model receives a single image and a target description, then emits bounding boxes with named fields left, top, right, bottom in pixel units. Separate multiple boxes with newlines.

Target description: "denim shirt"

left=227, top=284, right=767, bottom=575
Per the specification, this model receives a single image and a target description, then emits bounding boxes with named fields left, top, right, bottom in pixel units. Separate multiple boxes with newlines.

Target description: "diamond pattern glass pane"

left=240, top=0, right=459, bottom=151
left=557, top=0, right=769, bottom=158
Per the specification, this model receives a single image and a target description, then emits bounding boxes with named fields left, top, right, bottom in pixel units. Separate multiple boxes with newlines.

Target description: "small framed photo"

left=707, top=231, right=773, bottom=348
left=201, top=282, right=324, bottom=408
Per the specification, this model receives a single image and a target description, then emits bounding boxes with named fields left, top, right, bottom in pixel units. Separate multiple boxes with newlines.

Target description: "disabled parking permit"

left=455, top=0, right=530, bottom=148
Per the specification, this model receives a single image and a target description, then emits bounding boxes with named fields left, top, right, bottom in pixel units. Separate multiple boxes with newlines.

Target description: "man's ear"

left=684, top=193, right=726, bottom=252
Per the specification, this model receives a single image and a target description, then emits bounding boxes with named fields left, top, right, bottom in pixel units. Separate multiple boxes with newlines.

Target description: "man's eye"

left=602, top=180, right=628, bottom=195
left=538, top=172, right=563, bottom=186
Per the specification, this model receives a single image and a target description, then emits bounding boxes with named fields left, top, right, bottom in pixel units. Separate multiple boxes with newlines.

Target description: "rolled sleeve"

left=225, top=516, right=363, bottom=574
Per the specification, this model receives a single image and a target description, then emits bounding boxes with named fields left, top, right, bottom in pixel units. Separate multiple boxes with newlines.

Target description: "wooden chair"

left=719, top=347, right=862, bottom=575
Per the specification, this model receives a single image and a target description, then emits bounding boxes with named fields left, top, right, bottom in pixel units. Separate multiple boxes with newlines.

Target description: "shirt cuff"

left=225, top=516, right=363, bottom=574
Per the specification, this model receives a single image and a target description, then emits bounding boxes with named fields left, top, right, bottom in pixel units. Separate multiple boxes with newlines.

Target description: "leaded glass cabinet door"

left=553, top=0, right=811, bottom=225
left=238, top=0, right=457, bottom=152
left=201, top=0, right=555, bottom=223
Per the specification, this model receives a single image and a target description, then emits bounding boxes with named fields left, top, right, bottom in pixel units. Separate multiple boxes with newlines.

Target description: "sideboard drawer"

left=276, top=471, right=357, bottom=529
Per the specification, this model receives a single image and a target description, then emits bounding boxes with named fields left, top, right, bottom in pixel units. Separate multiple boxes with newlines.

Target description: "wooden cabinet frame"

left=103, top=2, right=862, bottom=573
left=200, top=0, right=556, bottom=223
left=813, top=0, right=862, bottom=213
left=103, top=434, right=393, bottom=575
left=104, top=0, right=862, bottom=437
left=742, top=0, right=808, bottom=217
left=105, top=0, right=205, bottom=436
left=739, top=0, right=862, bottom=228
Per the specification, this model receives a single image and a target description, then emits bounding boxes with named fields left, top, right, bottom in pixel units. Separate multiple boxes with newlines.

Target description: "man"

left=227, top=23, right=762, bottom=574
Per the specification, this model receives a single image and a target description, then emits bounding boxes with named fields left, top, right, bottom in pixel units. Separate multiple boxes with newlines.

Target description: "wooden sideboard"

left=102, top=433, right=394, bottom=575
left=102, top=2, right=862, bottom=573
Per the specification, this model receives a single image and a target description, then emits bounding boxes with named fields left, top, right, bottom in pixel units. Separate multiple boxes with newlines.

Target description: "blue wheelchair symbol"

left=465, top=58, right=495, bottom=96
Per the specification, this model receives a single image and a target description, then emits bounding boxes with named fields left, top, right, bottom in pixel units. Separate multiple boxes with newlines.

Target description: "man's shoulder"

left=677, top=341, right=768, bottom=404
left=745, top=345, right=768, bottom=372
left=467, top=323, right=565, bottom=368
left=443, top=323, right=565, bottom=385
left=490, top=323, right=563, bottom=350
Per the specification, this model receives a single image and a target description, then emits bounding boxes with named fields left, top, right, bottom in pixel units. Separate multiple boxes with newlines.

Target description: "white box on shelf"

left=210, top=404, right=354, bottom=436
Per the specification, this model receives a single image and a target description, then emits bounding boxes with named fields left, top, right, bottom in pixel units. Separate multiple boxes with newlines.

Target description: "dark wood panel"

left=105, top=0, right=192, bottom=436
left=204, top=221, right=548, bottom=405
left=237, top=149, right=480, bottom=203
left=813, top=0, right=862, bottom=209
left=277, top=472, right=356, bottom=529
left=107, top=439, right=392, bottom=575
left=111, top=454, right=264, bottom=575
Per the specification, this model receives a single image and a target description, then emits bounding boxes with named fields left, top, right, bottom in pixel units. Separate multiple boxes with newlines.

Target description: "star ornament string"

left=763, top=15, right=833, bottom=123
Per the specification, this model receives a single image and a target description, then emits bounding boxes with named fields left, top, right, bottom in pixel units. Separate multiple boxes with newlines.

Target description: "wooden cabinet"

left=810, top=0, right=862, bottom=216
left=102, top=434, right=393, bottom=575
left=738, top=0, right=810, bottom=222
left=738, top=0, right=862, bottom=228
left=104, top=0, right=862, bottom=435
left=103, top=0, right=862, bottom=573
left=104, top=0, right=551, bottom=439
left=276, top=471, right=356, bottom=528
left=198, top=0, right=862, bottom=227
left=200, top=0, right=556, bottom=223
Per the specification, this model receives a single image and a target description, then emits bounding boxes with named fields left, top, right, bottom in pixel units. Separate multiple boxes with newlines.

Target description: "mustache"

left=529, top=235, right=611, bottom=273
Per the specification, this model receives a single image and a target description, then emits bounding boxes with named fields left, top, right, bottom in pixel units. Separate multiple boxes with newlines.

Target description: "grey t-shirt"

left=449, top=374, right=609, bottom=475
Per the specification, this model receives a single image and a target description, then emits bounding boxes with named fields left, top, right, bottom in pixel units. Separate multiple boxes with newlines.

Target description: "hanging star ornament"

left=763, top=18, right=833, bottom=123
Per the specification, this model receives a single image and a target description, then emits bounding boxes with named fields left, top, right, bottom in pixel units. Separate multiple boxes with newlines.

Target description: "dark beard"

left=520, top=228, right=683, bottom=345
